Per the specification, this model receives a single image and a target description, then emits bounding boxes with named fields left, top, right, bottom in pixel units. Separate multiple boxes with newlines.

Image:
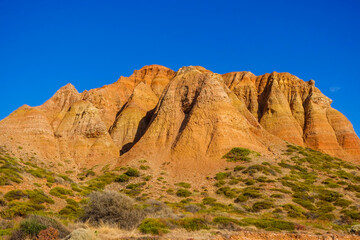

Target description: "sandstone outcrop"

left=223, top=71, right=360, bottom=161
left=0, top=65, right=359, bottom=173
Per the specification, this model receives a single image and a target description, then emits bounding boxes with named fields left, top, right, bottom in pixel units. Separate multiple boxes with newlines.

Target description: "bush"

left=334, top=198, right=352, bottom=208
left=4, top=190, right=28, bottom=201
left=138, top=218, right=169, bottom=235
left=27, top=190, right=54, bottom=204
left=234, top=194, right=249, bottom=203
left=202, top=197, right=216, bottom=205
left=71, top=183, right=82, bottom=192
left=252, top=201, right=274, bottom=212
left=1, top=201, right=45, bottom=218
left=176, top=189, right=191, bottom=197
left=213, top=216, right=240, bottom=224
left=81, top=190, right=145, bottom=229
left=342, top=210, right=360, bottom=220
left=317, top=189, right=341, bottom=202
left=176, top=182, right=191, bottom=188
left=139, top=165, right=150, bottom=170
left=292, top=198, right=316, bottom=211
left=271, top=194, right=284, bottom=199
left=234, top=166, right=246, bottom=172
left=49, top=187, right=73, bottom=199
left=216, top=187, right=238, bottom=199
left=213, top=216, right=241, bottom=230
left=59, top=204, right=82, bottom=218
left=242, top=187, right=262, bottom=198
left=215, top=172, right=230, bottom=180
left=26, top=215, right=69, bottom=238
left=222, top=147, right=255, bottom=162
left=125, top=168, right=140, bottom=177
left=114, top=174, right=130, bottom=182
left=177, top=218, right=209, bottom=231
left=316, top=201, right=335, bottom=214
left=282, top=204, right=305, bottom=219
left=19, top=218, right=47, bottom=238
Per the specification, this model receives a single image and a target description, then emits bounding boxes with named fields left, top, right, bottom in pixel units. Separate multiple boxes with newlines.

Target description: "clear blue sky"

left=1, top=0, right=359, bottom=135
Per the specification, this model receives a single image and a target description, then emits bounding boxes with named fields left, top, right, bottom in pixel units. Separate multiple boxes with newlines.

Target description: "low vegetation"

left=1, top=145, right=360, bottom=238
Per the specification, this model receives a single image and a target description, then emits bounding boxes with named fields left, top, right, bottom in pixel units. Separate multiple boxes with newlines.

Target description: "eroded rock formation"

left=0, top=65, right=358, bottom=172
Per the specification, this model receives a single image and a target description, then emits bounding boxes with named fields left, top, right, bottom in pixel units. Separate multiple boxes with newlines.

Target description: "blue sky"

left=0, top=0, right=359, bottom=134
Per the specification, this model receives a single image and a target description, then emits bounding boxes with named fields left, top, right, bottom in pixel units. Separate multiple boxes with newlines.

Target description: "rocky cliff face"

left=0, top=65, right=359, bottom=173
left=222, top=71, right=360, bottom=161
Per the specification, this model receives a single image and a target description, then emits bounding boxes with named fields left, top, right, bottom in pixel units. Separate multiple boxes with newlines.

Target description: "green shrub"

left=114, top=174, right=130, bottom=182
left=334, top=198, right=352, bottom=208
left=216, top=187, right=239, bottom=199
left=85, top=172, right=117, bottom=191
left=4, top=190, right=28, bottom=201
left=138, top=218, right=169, bottom=235
left=252, top=201, right=274, bottom=212
left=228, top=179, right=240, bottom=185
left=27, top=169, right=47, bottom=178
left=0, top=229, right=12, bottom=237
left=234, top=166, right=246, bottom=172
left=316, top=201, right=335, bottom=214
left=222, top=147, right=256, bottom=162
left=27, top=189, right=54, bottom=204
left=270, top=188, right=292, bottom=194
left=213, top=216, right=240, bottom=225
left=59, top=204, right=83, bottom=218
left=270, top=194, right=284, bottom=199
left=176, top=182, right=191, bottom=188
left=143, top=175, right=152, bottom=181
left=234, top=194, right=249, bottom=203
left=177, top=218, right=209, bottom=231
left=214, top=180, right=226, bottom=187
left=31, top=215, right=69, bottom=238
left=0, top=164, right=23, bottom=185
left=292, top=198, right=316, bottom=211
left=215, top=172, right=230, bottom=180
left=1, top=201, right=45, bottom=218
left=11, top=215, right=69, bottom=239
left=213, top=216, right=241, bottom=229
left=243, top=165, right=274, bottom=176
left=166, top=189, right=174, bottom=195
left=282, top=204, right=305, bottom=219
left=341, top=209, right=360, bottom=220
left=19, top=218, right=46, bottom=238
left=125, top=168, right=140, bottom=177
left=139, top=165, right=150, bottom=170
left=71, top=183, right=82, bottom=192
left=126, top=182, right=146, bottom=190
left=244, top=179, right=255, bottom=185
left=257, top=176, right=275, bottom=183
left=202, top=197, right=216, bottom=205
left=46, top=176, right=55, bottom=184
left=317, top=189, right=341, bottom=202
left=49, top=187, right=73, bottom=199
left=176, top=189, right=191, bottom=197
left=242, top=187, right=262, bottom=198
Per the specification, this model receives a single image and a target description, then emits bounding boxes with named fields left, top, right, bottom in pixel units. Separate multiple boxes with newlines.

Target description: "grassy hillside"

left=0, top=144, right=360, bottom=238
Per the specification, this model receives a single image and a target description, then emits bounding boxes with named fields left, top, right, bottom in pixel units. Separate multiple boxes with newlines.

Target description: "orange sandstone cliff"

left=0, top=65, right=359, bottom=173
